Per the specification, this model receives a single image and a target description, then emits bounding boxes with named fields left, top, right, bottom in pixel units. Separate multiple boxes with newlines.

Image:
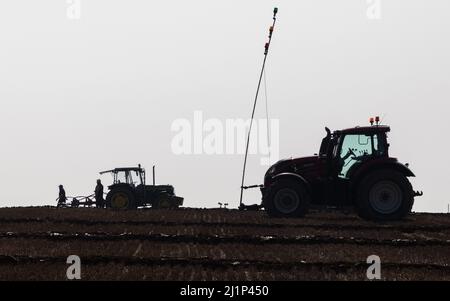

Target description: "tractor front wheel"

left=264, top=179, right=310, bottom=218
left=106, top=188, right=137, bottom=210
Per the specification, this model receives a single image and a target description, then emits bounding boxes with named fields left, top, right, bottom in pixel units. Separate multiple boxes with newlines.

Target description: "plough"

left=56, top=194, right=104, bottom=208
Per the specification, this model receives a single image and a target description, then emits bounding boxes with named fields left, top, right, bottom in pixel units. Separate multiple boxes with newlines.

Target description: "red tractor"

left=261, top=118, right=422, bottom=220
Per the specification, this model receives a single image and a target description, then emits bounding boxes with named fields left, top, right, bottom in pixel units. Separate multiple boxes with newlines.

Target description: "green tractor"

left=100, top=165, right=183, bottom=210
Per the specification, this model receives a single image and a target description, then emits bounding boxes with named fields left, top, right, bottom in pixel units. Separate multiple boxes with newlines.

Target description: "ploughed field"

left=0, top=207, right=449, bottom=280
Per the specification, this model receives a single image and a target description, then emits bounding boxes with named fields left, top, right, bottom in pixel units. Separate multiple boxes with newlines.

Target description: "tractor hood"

left=265, top=155, right=319, bottom=177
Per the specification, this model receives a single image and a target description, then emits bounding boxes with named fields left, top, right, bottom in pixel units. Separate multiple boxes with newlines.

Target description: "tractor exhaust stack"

left=153, top=165, right=156, bottom=186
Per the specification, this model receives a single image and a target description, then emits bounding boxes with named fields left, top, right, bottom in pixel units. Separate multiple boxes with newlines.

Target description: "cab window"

left=338, top=134, right=383, bottom=178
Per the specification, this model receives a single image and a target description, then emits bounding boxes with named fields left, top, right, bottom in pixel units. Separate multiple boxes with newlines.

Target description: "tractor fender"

left=271, top=172, right=311, bottom=192
left=351, top=161, right=415, bottom=182
left=106, top=184, right=138, bottom=200
left=107, top=183, right=135, bottom=190
left=349, top=161, right=415, bottom=200
left=389, top=162, right=415, bottom=177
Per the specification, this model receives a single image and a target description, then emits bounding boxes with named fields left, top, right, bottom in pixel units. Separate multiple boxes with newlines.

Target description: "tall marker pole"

left=239, top=8, right=278, bottom=209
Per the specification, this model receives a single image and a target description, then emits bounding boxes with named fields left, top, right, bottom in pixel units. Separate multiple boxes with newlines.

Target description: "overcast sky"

left=0, top=1, right=449, bottom=212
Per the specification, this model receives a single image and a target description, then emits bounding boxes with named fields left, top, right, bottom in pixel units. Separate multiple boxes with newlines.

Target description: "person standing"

left=95, top=179, right=104, bottom=208
left=57, top=185, right=66, bottom=207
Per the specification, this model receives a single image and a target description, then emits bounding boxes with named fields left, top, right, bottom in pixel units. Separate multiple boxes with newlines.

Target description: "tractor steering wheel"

left=348, top=148, right=368, bottom=162
left=347, top=148, right=356, bottom=158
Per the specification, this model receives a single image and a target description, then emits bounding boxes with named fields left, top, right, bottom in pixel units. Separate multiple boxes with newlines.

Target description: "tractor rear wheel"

left=264, top=179, right=310, bottom=218
left=356, top=169, right=414, bottom=221
left=106, top=188, right=137, bottom=210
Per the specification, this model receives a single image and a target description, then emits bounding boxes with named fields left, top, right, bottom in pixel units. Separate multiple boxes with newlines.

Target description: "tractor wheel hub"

left=111, top=193, right=129, bottom=209
left=369, top=181, right=402, bottom=214
left=274, top=188, right=300, bottom=214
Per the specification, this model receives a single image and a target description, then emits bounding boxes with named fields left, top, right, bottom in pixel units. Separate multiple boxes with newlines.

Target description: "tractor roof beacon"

left=261, top=118, right=423, bottom=221
left=100, top=164, right=184, bottom=210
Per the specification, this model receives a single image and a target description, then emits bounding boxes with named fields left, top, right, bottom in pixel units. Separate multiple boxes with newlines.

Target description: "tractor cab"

left=100, top=166, right=146, bottom=188
left=326, top=125, right=390, bottom=179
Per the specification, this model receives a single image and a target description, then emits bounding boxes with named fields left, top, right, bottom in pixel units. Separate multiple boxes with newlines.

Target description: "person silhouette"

left=57, top=185, right=66, bottom=208
left=95, top=179, right=104, bottom=208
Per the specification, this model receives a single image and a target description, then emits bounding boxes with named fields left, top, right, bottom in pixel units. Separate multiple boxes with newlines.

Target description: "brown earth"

left=0, top=207, right=448, bottom=281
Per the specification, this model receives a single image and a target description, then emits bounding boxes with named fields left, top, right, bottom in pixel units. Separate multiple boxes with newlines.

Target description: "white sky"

left=0, top=1, right=449, bottom=212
